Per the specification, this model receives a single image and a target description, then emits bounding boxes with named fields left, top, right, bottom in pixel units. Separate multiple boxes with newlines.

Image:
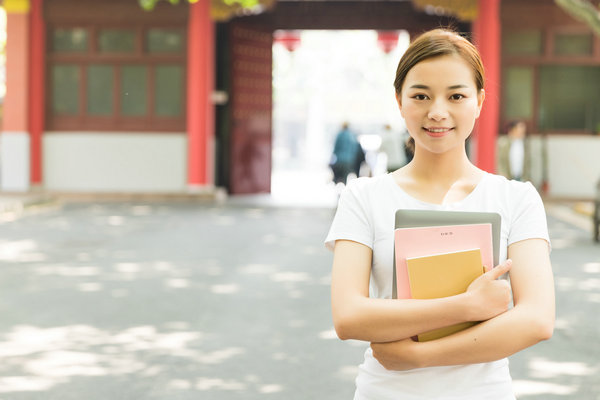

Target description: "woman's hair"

left=394, top=29, right=485, bottom=156
left=394, top=28, right=484, bottom=95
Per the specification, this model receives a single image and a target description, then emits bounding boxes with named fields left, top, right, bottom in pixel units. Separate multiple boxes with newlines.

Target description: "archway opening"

left=271, top=30, right=410, bottom=206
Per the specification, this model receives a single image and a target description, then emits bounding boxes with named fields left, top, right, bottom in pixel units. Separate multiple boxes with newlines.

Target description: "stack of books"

left=393, top=210, right=501, bottom=342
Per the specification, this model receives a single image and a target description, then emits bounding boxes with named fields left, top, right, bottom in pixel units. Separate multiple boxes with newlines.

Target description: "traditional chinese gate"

left=228, top=23, right=273, bottom=194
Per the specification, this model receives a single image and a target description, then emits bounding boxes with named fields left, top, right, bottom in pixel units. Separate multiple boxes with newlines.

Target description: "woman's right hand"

left=465, top=259, right=513, bottom=322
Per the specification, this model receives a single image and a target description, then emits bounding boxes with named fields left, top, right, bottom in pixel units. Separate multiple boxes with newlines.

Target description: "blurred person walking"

left=497, top=120, right=531, bottom=182
left=379, top=124, right=407, bottom=173
left=330, top=122, right=363, bottom=184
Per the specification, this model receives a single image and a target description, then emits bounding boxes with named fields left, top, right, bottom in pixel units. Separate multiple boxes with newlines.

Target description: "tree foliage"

left=555, top=0, right=600, bottom=36
left=138, top=0, right=274, bottom=20
left=139, top=0, right=263, bottom=12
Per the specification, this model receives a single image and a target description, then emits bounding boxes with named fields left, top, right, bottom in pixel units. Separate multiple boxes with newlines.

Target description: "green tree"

left=139, top=0, right=275, bottom=20
left=555, top=0, right=600, bottom=36
left=139, top=0, right=264, bottom=12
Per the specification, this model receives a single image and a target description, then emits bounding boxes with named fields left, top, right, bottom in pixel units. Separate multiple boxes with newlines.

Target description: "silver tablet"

left=393, top=209, right=502, bottom=299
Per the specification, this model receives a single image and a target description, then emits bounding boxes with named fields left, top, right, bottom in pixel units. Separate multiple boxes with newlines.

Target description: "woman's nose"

left=427, top=100, right=449, bottom=121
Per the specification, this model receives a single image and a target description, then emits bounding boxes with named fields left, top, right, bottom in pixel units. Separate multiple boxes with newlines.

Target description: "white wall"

left=43, top=132, right=187, bottom=193
left=0, top=131, right=30, bottom=192
left=520, top=135, right=600, bottom=199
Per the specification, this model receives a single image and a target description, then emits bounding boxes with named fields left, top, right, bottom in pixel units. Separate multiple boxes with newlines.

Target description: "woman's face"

left=397, top=54, right=484, bottom=155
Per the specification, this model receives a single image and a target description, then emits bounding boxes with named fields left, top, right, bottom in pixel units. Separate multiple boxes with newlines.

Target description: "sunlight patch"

left=36, top=265, right=100, bottom=277
left=114, top=263, right=141, bottom=273
left=167, top=379, right=192, bottom=390
left=195, top=377, right=246, bottom=391
left=26, top=351, right=106, bottom=377
left=583, top=262, right=600, bottom=274
left=107, top=216, right=125, bottom=226
left=319, top=329, right=338, bottom=340
left=529, top=357, right=597, bottom=379
left=0, top=239, right=39, bottom=261
left=270, top=272, right=309, bottom=282
left=513, top=380, right=577, bottom=396
left=210, top=283, right=239, bottom=294
left=0, top=376, right=59, bottom=393
left=198, top=347, right=245, bottom=364
left=259, top=384, right=284, bottom=394
left=166, top=278, right=190, bottom=288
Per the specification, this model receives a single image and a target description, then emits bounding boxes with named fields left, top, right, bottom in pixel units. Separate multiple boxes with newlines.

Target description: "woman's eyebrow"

left=448, top=84, right=469, bottom=89
left=408, top=84, right=470, bottom=90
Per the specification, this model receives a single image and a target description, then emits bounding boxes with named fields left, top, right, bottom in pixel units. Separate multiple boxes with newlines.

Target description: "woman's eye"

left=450, top=94, right=465, bottom=100
left=413, top=94, right=428, bottom=100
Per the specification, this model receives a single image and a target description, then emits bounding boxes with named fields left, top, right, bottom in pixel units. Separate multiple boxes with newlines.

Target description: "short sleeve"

left=508, top=182, right=550, bottom=247
left=324, top=179, right=374, bottom=251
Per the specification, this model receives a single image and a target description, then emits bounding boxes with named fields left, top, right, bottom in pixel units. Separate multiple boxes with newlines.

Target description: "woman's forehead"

left=403, top=55, right=477, bottom=88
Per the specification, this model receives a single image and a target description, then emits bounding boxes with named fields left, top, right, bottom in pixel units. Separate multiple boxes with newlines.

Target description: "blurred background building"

left=0, top=0, right=599, bottom=199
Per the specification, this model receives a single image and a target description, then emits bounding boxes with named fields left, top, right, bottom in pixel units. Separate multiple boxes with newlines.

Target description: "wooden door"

left=229, top=23, right=273, bottom=194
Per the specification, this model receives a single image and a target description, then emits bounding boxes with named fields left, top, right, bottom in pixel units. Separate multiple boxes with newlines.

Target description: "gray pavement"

left=0, top=196, right=598, bottom=399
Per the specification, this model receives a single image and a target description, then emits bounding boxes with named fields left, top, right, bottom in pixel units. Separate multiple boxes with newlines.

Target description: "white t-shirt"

left=325, top=172, right=550, bottom=400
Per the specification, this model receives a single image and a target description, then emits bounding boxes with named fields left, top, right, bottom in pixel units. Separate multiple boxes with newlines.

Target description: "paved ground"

left=0, top=196, right=598, bottom=399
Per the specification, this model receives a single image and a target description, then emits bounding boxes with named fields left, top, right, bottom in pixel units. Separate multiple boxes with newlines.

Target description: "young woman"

left=325, top=29, right=555, bottom=399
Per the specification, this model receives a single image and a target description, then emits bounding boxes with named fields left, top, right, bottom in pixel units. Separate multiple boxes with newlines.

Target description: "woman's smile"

left=423, top=127, right=454, bottom=137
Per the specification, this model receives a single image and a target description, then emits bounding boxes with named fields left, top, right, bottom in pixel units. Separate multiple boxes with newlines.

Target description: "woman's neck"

left=406, top=148, right=479, bottom=185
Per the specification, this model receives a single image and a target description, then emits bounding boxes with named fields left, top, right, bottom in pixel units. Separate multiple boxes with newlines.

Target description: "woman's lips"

left=424, top=127, right=453, bottom=137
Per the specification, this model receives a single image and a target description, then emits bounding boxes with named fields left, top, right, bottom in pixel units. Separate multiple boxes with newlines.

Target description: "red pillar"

left=1, top=0, right=31, bottom=192
left=186, top=0, right=214, bottom=188
left=3, top=3, right=29, bottom=132
left=472, top=0, right=501, bottom=173
left=29, top=0, right=45, bottom=185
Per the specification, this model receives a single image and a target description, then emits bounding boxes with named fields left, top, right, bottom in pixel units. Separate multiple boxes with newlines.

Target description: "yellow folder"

left=406, top=248, right=485, bottom=342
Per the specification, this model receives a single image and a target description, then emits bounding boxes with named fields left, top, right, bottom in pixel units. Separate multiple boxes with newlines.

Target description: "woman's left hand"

left=370, top=338, right=422, bottom=371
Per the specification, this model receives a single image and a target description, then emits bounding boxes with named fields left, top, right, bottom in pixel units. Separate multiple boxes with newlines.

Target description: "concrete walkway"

left=0, top=192, right=598, bottom=399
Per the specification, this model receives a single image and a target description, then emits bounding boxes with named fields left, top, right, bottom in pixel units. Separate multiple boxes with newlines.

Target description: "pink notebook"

left=394, top=223, right=493, bottom=299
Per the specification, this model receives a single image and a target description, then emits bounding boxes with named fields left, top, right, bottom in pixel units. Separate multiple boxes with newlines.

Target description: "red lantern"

left=274, top=30, right=302, bottom=52
left=377, top=31, right=399, bottom=54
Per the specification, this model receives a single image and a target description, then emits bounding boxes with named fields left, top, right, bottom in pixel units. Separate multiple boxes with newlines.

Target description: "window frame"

left=46, top=23, right=187, bottom=132
left=501, top=26, right=600, bottom=135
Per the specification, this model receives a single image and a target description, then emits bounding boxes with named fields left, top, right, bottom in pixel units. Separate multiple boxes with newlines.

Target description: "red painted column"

left=1, top=0, right=31, bottom=192
left=472, top=0, right=501, bottom=173
left=29, top=0, right=45, bottom=185
left=3, top=3, right=29, bottom=132
left=186, top=0, right=214, bottom=188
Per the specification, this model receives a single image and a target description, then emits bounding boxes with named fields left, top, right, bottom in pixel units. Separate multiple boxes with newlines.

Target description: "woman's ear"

left=475, top=89, right=485, bottom=118
left=395, top=92, right=404, bottom=117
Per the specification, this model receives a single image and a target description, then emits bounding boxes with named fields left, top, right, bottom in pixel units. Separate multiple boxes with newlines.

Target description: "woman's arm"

left=331, top=239, right=513, bottom=343
left=371, top=238, right=554, bottom=370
